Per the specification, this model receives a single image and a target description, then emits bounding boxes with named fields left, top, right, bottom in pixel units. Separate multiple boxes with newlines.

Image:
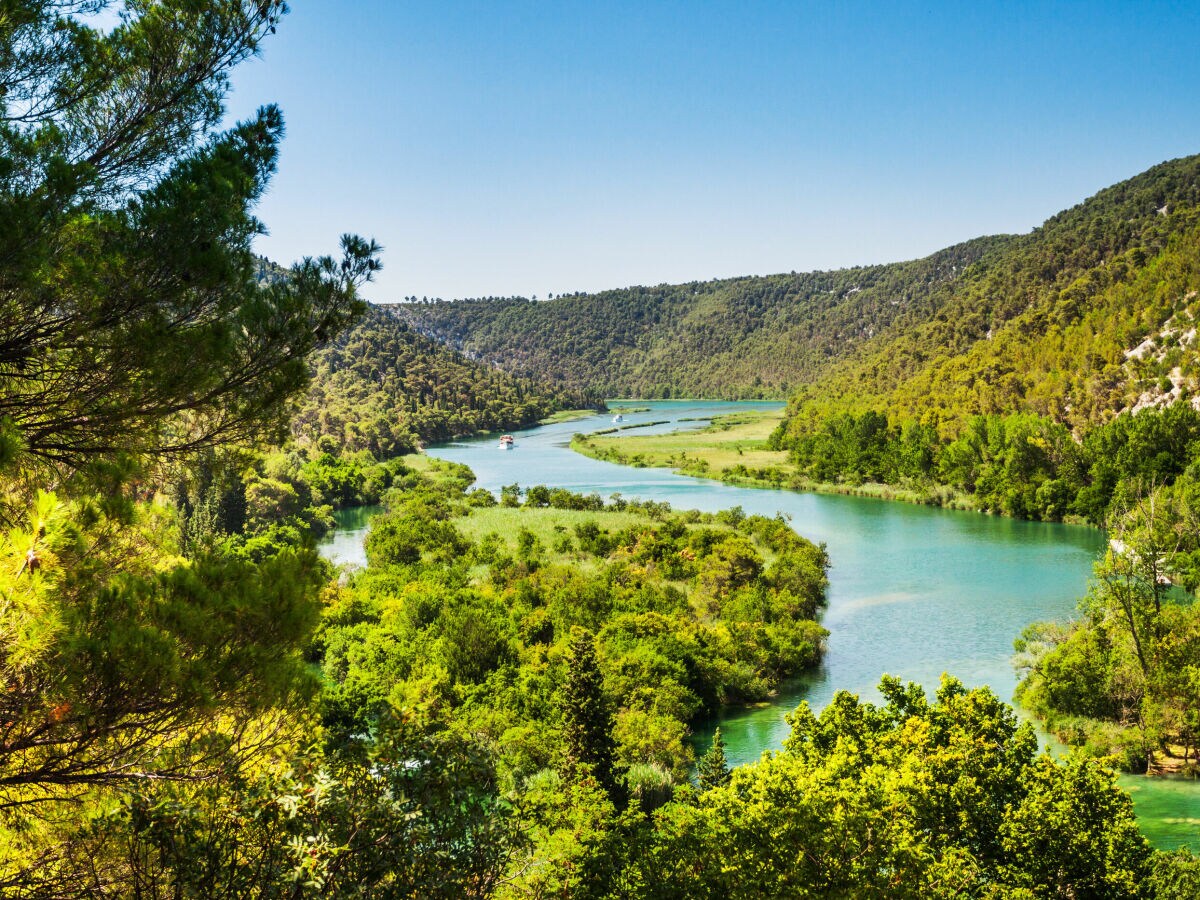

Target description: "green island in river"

left=570, top=407, right=974, bottom=510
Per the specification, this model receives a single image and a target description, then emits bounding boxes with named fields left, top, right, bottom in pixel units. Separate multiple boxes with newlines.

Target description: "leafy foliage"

left=0, top=2, right=378, bottom=477
left=629, top=678, right=1155, bottom=899
left=1017, top=482, right=1200, bottom=773
left=68, top=716, right=519, bottom=898
left=0, top=2, right=376, bottom=890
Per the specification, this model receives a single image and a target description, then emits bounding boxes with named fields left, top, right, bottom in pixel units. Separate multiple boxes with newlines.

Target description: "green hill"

left=292, top=305, right=601, bottom=455
left=781, top=153, right=1200, bottom=433
left=392, top=154, right=1200, bottom=424
left=388, top=237, right=1008, bottom=399
left=768, top=154, right=1200, bottom=524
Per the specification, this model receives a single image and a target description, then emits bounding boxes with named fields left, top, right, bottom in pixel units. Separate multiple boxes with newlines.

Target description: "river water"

left=319, top=400, right=1200, bottom=850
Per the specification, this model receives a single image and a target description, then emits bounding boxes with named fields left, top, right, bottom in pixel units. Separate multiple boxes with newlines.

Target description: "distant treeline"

left=390, top=237, right=1004, bottom=399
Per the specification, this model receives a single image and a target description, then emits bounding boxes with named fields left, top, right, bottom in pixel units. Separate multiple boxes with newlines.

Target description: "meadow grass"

left=457, top=506, right=649, bottom=549
left=574, top=409, right=796, bottom=476
left=537, top=408, right=602, bottom=425
left=456, top=504, right=783, bottom=569
left=398, top=451, right=439, bottom=473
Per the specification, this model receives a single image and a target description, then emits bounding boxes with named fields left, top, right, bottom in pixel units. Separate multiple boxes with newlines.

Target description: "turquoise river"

left=318, top=400, right=1200, bottom=850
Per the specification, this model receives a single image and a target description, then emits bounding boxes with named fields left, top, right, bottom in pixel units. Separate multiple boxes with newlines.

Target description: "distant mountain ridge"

left=388, top=154, right=1200, bottom=425
left=386, top=236, right=1010, bottom=399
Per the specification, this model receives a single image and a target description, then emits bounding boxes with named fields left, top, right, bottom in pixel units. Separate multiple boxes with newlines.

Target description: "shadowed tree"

left=0, top=0, right=381, bottom=488
left=562, top=626, right=623, bottom=805
left=0, top=2, right=380, bottom=892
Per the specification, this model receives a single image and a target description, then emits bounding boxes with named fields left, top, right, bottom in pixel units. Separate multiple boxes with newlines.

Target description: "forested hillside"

left=781, top=154, right=1200, bottom=432
left=390, top=237, right=1007, bottom=398
left=754, top=156, right=1200, bottom=525
left=394, top=155, right=1200, bottom=425
left=293, top=306, right=601, bottom=455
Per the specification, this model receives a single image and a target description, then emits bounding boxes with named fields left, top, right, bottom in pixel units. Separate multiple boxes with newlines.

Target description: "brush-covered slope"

left=392, top=155, right=1200, bottom=426
left=388, top=237, right=1010, bottom=399
left=779, top=153, right=1200, bottom=438
left=293, top=305, right=599, bottom=455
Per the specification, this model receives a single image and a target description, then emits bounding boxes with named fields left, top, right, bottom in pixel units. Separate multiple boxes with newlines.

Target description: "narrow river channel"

left=319, top=400, right=1200, bottom=850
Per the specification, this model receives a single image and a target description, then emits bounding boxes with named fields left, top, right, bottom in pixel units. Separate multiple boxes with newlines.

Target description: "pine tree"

left=697, top=727, right=731, bottom=791
left=0, top=1, right=380, bottom=481
left=562, top=627, right=622, bottom=803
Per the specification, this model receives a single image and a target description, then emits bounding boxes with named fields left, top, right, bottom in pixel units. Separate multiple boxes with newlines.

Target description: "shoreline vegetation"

left=348, top=409, right=1194, bottom=786
left=566, top=407, right=1200, bottom=783
left=570, top=409, right=997, bottom=518
left=537, top=407, right=607, bottom=425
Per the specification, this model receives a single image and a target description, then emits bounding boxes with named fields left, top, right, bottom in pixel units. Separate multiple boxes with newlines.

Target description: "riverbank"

left=537, top=407, right=607, bottom=425
left=570, top=408, right=980, bottom=513
left=569, top=412, right=1199, bottom=797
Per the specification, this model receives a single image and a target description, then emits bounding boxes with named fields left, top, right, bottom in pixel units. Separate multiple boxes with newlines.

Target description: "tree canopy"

left=0, top=0, right=378, bottom=482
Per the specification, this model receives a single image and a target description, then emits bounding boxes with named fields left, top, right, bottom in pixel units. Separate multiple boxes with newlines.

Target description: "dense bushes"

left=303, top=466, right=1200, bottom=896
left=781, top=402, right=1200, bottom=524
left=172, top=445, right=414, bottom=562
left=314, top=471, right=830, bottom=790
left=623, top=678, right=1165, bottom=899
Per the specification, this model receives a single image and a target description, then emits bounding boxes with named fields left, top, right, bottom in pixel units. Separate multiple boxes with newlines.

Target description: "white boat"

left=612, top=414, right=623, bottom=424
left=498, top=434, right=515, bottom=450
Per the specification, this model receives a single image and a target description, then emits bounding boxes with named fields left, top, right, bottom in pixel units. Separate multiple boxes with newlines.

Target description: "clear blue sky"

left=225, top=1, right=1200, bottom=302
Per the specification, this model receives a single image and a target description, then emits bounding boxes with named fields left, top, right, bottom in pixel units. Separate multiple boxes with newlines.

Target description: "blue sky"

left=225, top=1, right=1200, bottom=301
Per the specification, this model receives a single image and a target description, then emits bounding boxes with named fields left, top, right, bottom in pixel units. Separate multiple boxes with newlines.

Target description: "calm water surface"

left=319, top=504, right=380, bottom=568
left=319, top=400, right=1200, bottom=849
